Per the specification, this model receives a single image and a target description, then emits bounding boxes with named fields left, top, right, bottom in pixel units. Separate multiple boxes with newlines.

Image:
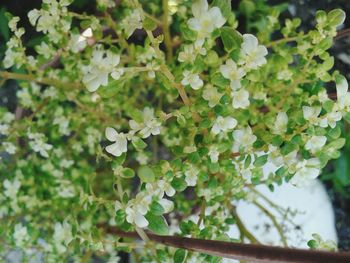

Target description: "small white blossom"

left=0, top=124, right=9, bottom=135
left=211, top=116, right=237, bottom=135
left=232, top=89, right=250, bottom=109
left=82, top=47, right=123, bottom=92
left=3, top=178, right=21, bottom=199
left=202, top=85, right=223, bottom=108
left=185, top=165, right=199, bottom=186
left=239, top=34, right=268, bottom=70
left=273, top=112, right=288, bottom=135
left=125, top=205, right=148, bottom=228
left=208, top=146, right=219, bottom=163
left=178, top=44, right=206, bottom=63
left=290, top=158, right=321, bottom=187
left=305, top=136, right=327, bottom=154
left=336, top=75, right=350, bottom=111
left=158, top=179, right=176, bottom=197
left=303, top=106, right=321, bottom=125
left=28, top=132, right=53, bottom=158
left=220, top=59, right=246, bottom=90
left=121, top=9, right=143, bottom=38
left=53, top=221, right=74, bottom=253
left=13, top=223, right=30, bottom=247
left=188, top=0, right=226, bottom=47
left=232, top=126, right=257, bottom=152
left=129, top=107, right=161, bottom=138
left=181, top=70, right=203, bottom=90
left=319, top=111, right=342, bottom=128
left=105, top=127, right=128, bottom=157
left=2, top=142, right=17, bottom=154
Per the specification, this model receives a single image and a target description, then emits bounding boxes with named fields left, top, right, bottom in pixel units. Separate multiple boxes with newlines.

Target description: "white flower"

left=129, top=107, right=161, bottom=138
left=211, top=116, right=237, bottom=135
left=188, top=0, right=226, bottom=47
left=158, top=180, right=175, bottom=197
left=68, top=33, right=87, bottom=53
left=319, top=111, right=342, bottom=128
left=82, top=47, right=123, bottom=92
left=121, top=9, right=143, bottom=38
left=336, top=75, right=350, bottom=111
left=208, top=146, right=219, bottom=163
left=290, top=158, right=321, bottom=187
left=305, top=136, right=327, bottom=154
left=105, top=127, right=128, bottom=157
left=0, top=124, right=9, bottom=135
left=28, top=132, right=53, bottom=158
left=181, top=70, right=203, bottom=90
left=239, top=34, right=268, bottom=70
left=158, top=198, right=174, bottom=213
left=273, top=112, right=288, bottom=135
left=13, top=223, right=29, bottom=247
left=220, top=59, right=246, bottom=90
left=3, top=178, right=21, bottom=199
left=125, top=199, right=149, bottom=228
left=232, top=126, right=257, bottom=152
left=2, top=142, right=17, bottom=154
left=53, top=221, right=73, bottom=250
left=185, top=165, right=199, bottom=186
left=202, top=85, right=223, bottom=108
left=178, top=44, right=206, bottom=63
left=303, top=106, right=321, bottom=125
left=232, top=89, right=250, bottom=109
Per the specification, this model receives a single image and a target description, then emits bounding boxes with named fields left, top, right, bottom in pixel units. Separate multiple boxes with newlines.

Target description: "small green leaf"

left=211, top=72, right=230, bottom=88
left=150, top=201, right=165, bottom=216
left=220, top=27, right=242, bottom=52
left=145, top=213, right=169, bottom=235
left=143, top=16, right=157, bottom=31
left=171, top=178, right=187, bottom=192
left=121, top=168, right=135, bottom=179
left=254, top=154, right=268, bottom=167
left=131, top=137, right=147, bottom=150
left=327, top=9, right=346, bottom=27
left=137, top=166, right=155, bottom=183
left=115, top=209, right=126, bottom=225
left=174, top=249, right=187, bottom=263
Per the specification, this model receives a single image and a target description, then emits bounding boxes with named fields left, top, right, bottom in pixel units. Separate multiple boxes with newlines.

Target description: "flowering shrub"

left=0, top=0, right=348, bottom=261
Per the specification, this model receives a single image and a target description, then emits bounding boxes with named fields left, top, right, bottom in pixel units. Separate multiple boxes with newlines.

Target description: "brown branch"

left=102, top=226, right=350, bottom=263
left=335, top=28, right=350, bottom=40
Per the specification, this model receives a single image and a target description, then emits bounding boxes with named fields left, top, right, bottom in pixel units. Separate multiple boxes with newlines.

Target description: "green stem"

left=162, top=0, right=173, bottom=62
left=229, top=204, right=260, bottom=244
left=253, top=200, right=288, bottom=247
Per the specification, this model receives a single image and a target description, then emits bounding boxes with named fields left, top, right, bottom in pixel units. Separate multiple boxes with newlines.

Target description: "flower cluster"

left=0, top=0, right=348, bottom=261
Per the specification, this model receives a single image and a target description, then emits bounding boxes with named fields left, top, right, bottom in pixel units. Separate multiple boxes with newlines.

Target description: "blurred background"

left=0, top=0, right=349, bottom=254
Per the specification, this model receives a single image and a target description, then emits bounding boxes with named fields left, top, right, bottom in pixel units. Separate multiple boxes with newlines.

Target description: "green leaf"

left=180, top=24, right=196, bottom=41
left=150, top=201, right=165, bottom=216
left=174, top=249, right=187, bottom=263
left=0, top=8, right=9, bottom=41
left=328, top=138, right=345, bottom=150
left=115, top=209, right=126, bottom=225
left=239, top=0, right=256, bottom=16
left=143, top=16, right=157, bottom=31
left=327, top=9, right=346, bottom=27
left=220, top=27, right=242, bottom=52
left=98, top=78, right=126, bottom=98
left=121, top=168, right=135, bottom=179
left=171, top=178, right=187, bottom=192
left=145, top=213, right=169, bottom=235
left=137, top=166, right=155, bottom=183
left=254, top=155, right=267, bottom=167
left=131, top=137, right=147, bottom=150
left=211, top=72, right=230, bottom=88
